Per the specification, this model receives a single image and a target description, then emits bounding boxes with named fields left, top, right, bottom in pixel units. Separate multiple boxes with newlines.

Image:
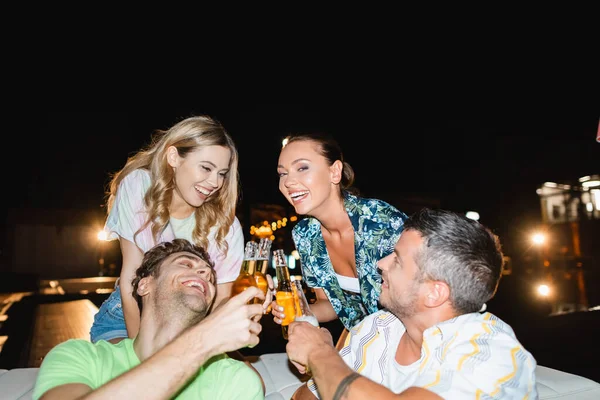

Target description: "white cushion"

left=535, top=365, right=600, bottom=399
left=249, top=353, right=307, bottom=399
left=0, top=368, right=38, bottom=400
left=250, top=353, right=600, bottom=400
left=2, top=357, right=598, bottom=400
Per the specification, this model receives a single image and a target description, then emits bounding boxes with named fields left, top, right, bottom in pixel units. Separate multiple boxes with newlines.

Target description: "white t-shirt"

left=104, top=169, right=243, bottom=284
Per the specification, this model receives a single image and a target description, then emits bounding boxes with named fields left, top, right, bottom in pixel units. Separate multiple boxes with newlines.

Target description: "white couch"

left=2, top=353, right=599, bottom=399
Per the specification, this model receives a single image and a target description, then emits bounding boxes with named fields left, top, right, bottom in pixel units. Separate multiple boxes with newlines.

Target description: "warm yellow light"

left=581, top=180, right=600, bottom=188
left=531, top=233, right=545, bottom=245
left=97, top=230, right=108, bottom=241
left=537, top=284, right=550, bottom=297
left=593, top=190, right=600, bottom=211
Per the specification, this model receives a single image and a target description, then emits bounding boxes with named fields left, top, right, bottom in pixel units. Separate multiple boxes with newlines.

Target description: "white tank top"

left=336, top=273, right=360, bottom=293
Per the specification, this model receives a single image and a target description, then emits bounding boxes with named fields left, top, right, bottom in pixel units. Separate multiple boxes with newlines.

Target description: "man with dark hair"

left=287, top=208, right=537, bottom=399
left=33, top=239, right=268, bottom=400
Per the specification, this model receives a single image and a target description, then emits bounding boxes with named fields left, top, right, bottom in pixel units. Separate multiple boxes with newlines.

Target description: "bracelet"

left=332, top=372, right=361, bottom=400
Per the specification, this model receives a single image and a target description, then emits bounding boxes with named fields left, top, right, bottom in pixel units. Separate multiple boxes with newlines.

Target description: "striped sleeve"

left=307, top=312, right=384, bottom=399
left=413, top=329, right=538, bottom=398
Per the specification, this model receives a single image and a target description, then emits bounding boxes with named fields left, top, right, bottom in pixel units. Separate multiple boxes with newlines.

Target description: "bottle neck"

left=275, top=265, right=292, bottom=290
left=240, top=259, right=257, bottom=275
left=257, top=258, right=269, bottom=274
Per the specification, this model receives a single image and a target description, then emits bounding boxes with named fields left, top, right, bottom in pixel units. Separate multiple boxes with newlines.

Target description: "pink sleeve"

left=209, top=217, right=244, bottom=284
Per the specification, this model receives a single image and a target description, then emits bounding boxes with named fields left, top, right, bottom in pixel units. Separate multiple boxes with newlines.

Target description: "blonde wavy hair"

left=106, top=115, right=240, bottom=257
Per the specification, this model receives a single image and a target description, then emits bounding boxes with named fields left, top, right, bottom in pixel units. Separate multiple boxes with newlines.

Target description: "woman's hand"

left=270, top=300, right=283, bottom=325
left=272, top=288, right=338, bottom=325
left=253, top=274, right=275, bottom=322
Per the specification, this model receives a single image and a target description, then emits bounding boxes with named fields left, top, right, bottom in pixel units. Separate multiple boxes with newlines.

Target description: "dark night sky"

left=1, top=106, right=598, bottom=258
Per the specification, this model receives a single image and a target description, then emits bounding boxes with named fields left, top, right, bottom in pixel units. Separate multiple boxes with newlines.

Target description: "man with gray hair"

left=287, top=208, right=537, bottom=399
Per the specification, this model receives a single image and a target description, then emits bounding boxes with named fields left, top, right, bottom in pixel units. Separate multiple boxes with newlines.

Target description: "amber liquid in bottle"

left=254, top=259, right=270, bottom=304
left=231, top=259, right=258, bottom=301
left=231, top=241, right=259, bottom=303
left=253, top=238, right=272, bottom=304
left=290, top=276, right=302, bottom=317
left=274, top=249, right=295, bottom=339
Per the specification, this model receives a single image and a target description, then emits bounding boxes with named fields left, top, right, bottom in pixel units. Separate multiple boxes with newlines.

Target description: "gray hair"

left=405, top=208, right=504, bottom=313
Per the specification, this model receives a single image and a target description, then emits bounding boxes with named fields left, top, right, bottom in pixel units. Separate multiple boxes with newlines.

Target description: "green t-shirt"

left=33, top=338, right=264, bottom=400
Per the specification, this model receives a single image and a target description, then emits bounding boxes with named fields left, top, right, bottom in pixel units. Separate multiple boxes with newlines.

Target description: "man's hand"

left=286, top=321, right=334, bottom=374
left=199, top=286, right=265, bottom=355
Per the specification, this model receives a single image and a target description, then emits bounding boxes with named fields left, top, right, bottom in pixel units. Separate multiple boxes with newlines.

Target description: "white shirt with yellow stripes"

left=308, top=310, right=538, bottom=399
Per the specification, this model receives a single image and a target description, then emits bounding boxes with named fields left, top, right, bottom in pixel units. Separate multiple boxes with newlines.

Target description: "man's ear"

left=136, top=277, right=151, bottom=298
left=166, top=146, right=180, bottom=168
left=424, top=281, right=450, bottom=308
left=330, top=160, right=343, bottom=185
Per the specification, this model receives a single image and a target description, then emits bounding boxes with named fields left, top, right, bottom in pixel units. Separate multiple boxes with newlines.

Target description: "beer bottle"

left=273, top=249, right=296, bottom=339
left=292, top=277, right=319, bottom=327
left=231, top=241, right=259, bottom=302
left=290, top=276, right=302, bottom=317
left=254, top=238, right=272, bottom=302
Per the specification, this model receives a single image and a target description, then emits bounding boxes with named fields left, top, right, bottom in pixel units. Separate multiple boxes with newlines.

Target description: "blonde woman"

left=90, top=115, right=244, bottom=344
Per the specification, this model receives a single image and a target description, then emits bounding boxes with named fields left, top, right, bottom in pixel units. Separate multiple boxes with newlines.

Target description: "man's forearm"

left=309, top=346, right=358, bottom=400
left=309, top=347, right=435, bottom=400
left=210, top=282, right=233, bottom=312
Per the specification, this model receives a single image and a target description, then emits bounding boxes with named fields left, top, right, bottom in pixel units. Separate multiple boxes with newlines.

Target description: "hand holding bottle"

left=292, top=278, right=319, bottom=327
left=272, top=249, right=297, bottom=339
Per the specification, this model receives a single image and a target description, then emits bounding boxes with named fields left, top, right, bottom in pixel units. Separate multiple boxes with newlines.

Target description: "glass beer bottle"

left=293, top=278, right=319, bottom=327
left=292, top=276, right=319, bottom=376
left=290, top=276, right=302, bottom=317
left=231, top=241, right=259, bottom=303
left=254, top=238, right=272, bottom=303
left=273, top=249, right=296, bottom=339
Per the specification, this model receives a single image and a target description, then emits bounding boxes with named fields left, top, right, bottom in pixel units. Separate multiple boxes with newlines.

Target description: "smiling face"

left=168, top=145, right=232, bottom=212
left=277, top=139, right=342, bottom=217
left=378, top=230, right=426, bottom=319
left=148, top=251, right=216, bottom=319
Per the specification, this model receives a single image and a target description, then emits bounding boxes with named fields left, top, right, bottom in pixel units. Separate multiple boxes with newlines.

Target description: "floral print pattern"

left=292, top=193, right=408, bottom=330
